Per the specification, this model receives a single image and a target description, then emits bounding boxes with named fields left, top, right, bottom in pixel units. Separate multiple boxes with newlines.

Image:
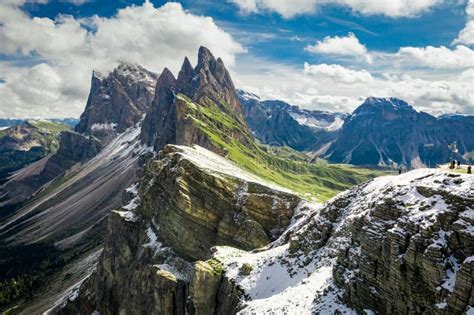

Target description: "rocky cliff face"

left=75, top=63, right=157, bottom=141
left=59, top=144, right=301, bottom=314
left=61, top=160, right=474, bottom=314
left=213, top=169, right=474, bottom=314
left=141, top=46, right=247, bottom=152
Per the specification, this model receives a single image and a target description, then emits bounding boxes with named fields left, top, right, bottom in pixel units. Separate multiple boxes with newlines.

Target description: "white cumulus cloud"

left=305, top=32, right=372, bottom=63
left=0, top=1, right=245, bottom=118
left=230, top=0, right=443, bottom=18
left=303, top=63, right=374, bottom=84
left=398, top=45, right=474, bottom=69
left=453, top=0, right=474, bottom=45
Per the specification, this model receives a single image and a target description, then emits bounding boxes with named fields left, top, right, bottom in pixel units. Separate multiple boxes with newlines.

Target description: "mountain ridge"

left=238, top=91, right=474, bottom=168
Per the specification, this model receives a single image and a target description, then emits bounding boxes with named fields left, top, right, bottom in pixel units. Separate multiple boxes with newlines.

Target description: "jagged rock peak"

left=92, top=69, right=105, bottom=80
left=75, top=63, right=157, bottom=138
left=192, top=46, right=242, bottom=115
left=176, top=56, right=194, bottom=89
left=197, top=46, right=214, bottom=68
left=156, top=67, right=176, bottom=88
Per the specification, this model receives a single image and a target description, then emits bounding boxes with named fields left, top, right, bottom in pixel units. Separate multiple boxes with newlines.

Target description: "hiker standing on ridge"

left=450, top=160, right=456, bottom=169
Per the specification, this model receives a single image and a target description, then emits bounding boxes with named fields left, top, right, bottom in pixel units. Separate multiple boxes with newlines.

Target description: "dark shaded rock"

left=237, top=90, right=344, bottom=151
left=140, top=68, right=177, bottom=149
left=325, top=97, right=474, bottom=168
left=75, top=64, right=157, bottom=142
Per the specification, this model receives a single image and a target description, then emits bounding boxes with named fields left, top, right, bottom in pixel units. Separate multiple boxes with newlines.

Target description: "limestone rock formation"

left=141, top=46, right=247, bottom=152
left=59, top=144, right=301, bottom=314
left=213, top=169, right=474, bottom=314
left=75, top=63, right=157, bottom=141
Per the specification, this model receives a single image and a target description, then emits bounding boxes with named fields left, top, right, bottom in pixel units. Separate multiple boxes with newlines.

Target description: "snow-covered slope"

left=214, top=169, right=474, bottom=314
left=171, top=144, right=292, bottom=193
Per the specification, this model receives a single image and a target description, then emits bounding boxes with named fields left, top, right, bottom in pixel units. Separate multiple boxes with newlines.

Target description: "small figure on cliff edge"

left=449, top=160, right=456, bottom=169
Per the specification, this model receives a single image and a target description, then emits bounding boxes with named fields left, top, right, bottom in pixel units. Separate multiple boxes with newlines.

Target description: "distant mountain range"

left=0, top=118, right=79, bottom=129
left=238, top=92, right=474, bottom=168
left=238, top=90, right=345, bottom=151
left=4, top=90, right=472, bottom=170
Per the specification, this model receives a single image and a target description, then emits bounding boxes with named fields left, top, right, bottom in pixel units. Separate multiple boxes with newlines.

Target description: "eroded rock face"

left=75, top=64, right=157, bottom=141
left=212, top=169, right=474, bottom=314
left=332, top=173, right=474, bottom=314
left=61, top=144, right=301, bottom=314
left=141, top=145, right=299, bottom=260
left=141, top=46, right=247, bottom=152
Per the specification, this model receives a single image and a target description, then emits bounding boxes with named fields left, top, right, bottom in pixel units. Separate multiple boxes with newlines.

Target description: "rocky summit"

left=75, top=63, right=157, bottom=142
left=141, top=46, right=247, bottom=152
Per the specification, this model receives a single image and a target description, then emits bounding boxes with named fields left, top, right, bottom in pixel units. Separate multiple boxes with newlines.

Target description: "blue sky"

left=21, top=0, right=467, bottom=63
left=1, top=0, right=473, bottom=118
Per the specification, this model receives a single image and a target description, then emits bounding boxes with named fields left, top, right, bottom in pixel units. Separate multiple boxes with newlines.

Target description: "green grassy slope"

left=178, top=94, right=386, bottom=202
left=0, top=120, right=71, bottom=179
left=25, top=120, right=70, bottom=134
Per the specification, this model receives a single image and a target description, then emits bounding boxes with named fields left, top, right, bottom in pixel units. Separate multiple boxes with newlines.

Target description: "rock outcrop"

left=60, top=144, right=301, bottom=314
left=0, top=131, right=102, bottom=209
left=75, top=63, right=157, bottom=141
left=213, top=169, right=474, bottom=314
left=141, top=46, right=247, bottom=152
left=0, top=121, right=68, bottom=184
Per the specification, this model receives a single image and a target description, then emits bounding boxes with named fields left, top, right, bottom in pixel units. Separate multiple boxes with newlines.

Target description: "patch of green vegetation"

left=0, top=120, right=71, bottom=177
left=0, top=244, right=65, bottom=311
left=206, top=259, right=224, bottom=275
left=26, top=120, right=70, bottom=135
left=178, top=94, right=387, bottom=201
left=239, top=263, right=253, bottom=276
left=1, top=305, right=19, bottom=315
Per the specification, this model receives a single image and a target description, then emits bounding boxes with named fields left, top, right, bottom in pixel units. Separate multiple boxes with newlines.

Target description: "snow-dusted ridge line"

left=213, top=169, right=474, bottom=314
left=170, top=144, right=293, bottom=194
